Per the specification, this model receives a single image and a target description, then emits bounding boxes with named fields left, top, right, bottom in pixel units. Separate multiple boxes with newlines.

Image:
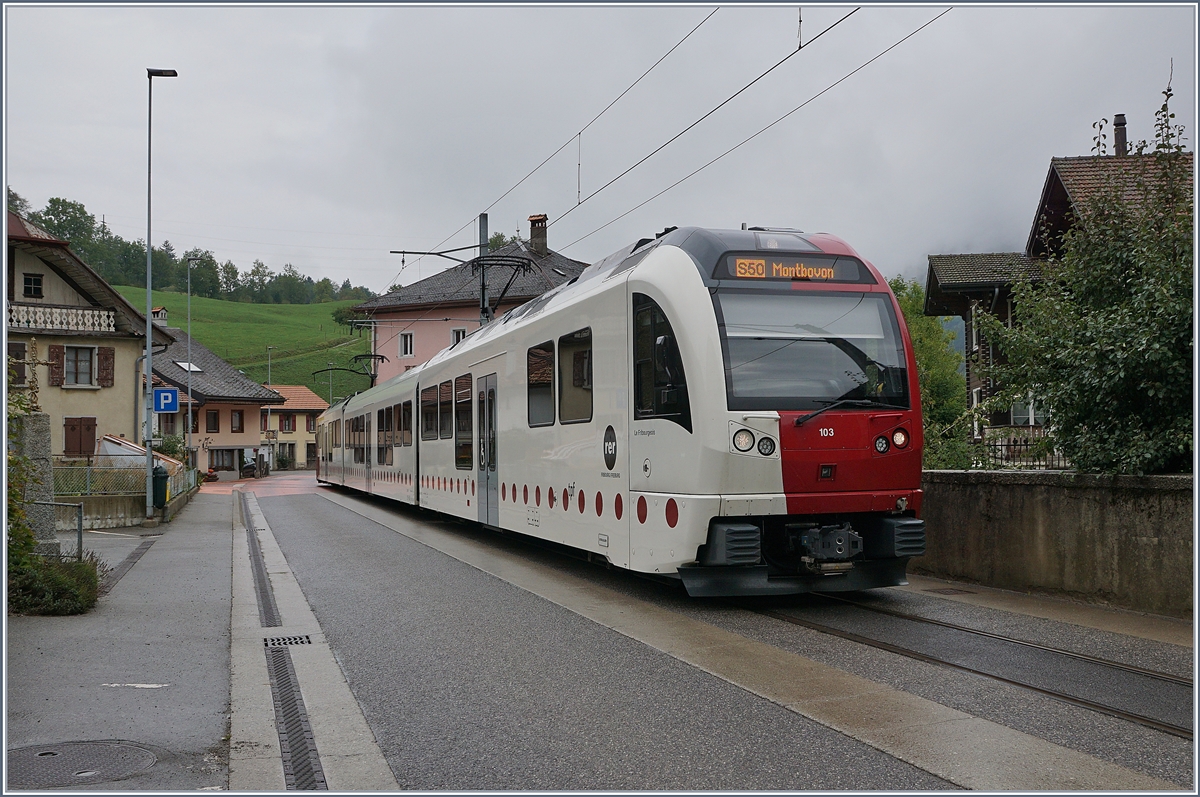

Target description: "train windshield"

left=713, top=290, right=909, bottom=411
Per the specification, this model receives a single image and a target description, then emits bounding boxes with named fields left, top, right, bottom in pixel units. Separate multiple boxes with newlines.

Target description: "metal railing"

left=53, top=463, right=145, bottom=496
left=974, top=426, right=1071, bottom=470
left=53, top=456, right=201, bottom=499
left=30, top=501, right=83, bottom=561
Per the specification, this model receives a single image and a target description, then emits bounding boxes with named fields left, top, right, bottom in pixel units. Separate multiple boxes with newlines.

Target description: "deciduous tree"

left=977, top=88, right=1192, bottom=474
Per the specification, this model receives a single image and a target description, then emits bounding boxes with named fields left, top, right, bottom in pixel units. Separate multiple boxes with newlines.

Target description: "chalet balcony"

left=7, top=302, right=117, bottom=334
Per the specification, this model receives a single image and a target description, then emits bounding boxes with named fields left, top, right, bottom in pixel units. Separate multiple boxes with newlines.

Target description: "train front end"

left=664, top=227, right=925, bottom=596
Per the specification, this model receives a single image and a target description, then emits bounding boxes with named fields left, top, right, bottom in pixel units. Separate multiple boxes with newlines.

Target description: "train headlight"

left=757, top=436, right=776, bottom=456
left=874, top=435, right=890, bottom=454
left=892, top=428, right=910, bottom=448
left=733, top=429, right=755, bottom=452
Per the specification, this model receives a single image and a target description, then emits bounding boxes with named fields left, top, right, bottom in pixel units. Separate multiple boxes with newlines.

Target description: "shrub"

left=8, top=551, right=107, bottom=616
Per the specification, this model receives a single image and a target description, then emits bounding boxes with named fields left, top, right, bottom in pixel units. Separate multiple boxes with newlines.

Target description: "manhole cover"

left=7, top=741, right=157, bottom=788
left=923, top=587, right=976, bottom=595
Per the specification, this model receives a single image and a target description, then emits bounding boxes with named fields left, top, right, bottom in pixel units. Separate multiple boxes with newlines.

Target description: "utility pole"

left=478, top=212, right=490, bottom=327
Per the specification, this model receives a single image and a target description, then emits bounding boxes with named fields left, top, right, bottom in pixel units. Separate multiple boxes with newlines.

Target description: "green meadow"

left=117, top=286, right=374, bottom=402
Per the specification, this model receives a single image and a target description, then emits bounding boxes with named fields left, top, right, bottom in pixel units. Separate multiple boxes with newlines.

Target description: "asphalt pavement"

left=4, top=471, right=1192, bottom=790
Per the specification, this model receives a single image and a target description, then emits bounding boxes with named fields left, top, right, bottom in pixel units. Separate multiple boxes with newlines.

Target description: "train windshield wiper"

left=794, top=399, right=898, bottom=427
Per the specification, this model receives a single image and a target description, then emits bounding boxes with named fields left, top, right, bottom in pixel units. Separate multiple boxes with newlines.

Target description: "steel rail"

left=817, top=594, right=1193, bottom=687
left=758, top=608, right=1193, bottom=741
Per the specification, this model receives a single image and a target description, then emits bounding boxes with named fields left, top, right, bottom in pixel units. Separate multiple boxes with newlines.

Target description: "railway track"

left=757, top=598, right=1193, bottom=741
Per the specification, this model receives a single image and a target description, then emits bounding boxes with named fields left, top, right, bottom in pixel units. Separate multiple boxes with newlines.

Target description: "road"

left=246, top=476, right=1191, bottom=790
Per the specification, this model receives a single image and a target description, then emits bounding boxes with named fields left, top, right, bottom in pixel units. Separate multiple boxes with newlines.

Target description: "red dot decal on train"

left=562, top=489, right=569, bottom=510
left=578, top=490, right=586, bottom=513
left=502, top=483, right=506, bottom=501
left=535, top=486, right=541, bottom=506
left=472, top=481, right=475, bottom=496
left=596, top=492, right=603, bottom=517
left=523, top=485, right=529, bottom=504
left=615, top=493, right=623, bottom=520
left=666, top=498, right=679, bottom=528
left=637, top=496, right=648, bottom=524
left=548, top=488, right=555, bottom=508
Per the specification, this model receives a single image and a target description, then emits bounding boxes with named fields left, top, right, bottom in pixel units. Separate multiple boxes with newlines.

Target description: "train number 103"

left=819, top=428, right=835, bottom=437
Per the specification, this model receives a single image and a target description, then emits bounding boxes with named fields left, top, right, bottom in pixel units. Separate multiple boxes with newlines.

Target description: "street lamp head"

left=147, top=68, right=178, bottom=78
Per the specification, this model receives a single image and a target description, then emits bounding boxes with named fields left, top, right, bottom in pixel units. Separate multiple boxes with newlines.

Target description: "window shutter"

left=64, top=417, right=81, bottom=456
left=97, top=347, right=115, bottom=387
left=81, top=418, right=97, bottom=456
left=48, top=345, right=65, bottom=386
left=7, top=341, right=27, bottom=385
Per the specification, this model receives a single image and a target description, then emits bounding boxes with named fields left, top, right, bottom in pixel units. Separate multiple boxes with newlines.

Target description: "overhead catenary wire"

left=381, top=7, right=719, bottom=293
left=560, top=7, right=953, bottom=252
left=549, top=7, right=860, bottom=230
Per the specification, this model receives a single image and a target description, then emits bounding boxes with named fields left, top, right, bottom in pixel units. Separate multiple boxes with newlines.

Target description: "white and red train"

left=316, top=226, right=926, bottom=596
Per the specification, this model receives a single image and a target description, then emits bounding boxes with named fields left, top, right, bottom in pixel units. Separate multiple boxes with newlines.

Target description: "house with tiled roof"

left=6, top=210, right=174, bottom=458
left=259, top=384, right=329, bottom=470
left=355, top=214, right=588, bottom=384
left=151, top=326, right=284, bottom=473
left=924, top=115, right=1193, bottom=446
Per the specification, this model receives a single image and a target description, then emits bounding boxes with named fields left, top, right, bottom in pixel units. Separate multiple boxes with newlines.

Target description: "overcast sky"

left=4, top=4, right=1195, bottom=293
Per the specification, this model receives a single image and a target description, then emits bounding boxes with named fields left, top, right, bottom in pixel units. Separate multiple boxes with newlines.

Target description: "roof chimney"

left=528, top=214, right=548, bottom=257
left=1114, top=113, right=1127, bottom=156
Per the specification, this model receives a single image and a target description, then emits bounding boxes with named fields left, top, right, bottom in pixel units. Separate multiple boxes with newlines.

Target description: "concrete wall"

left=53, top=486, right=199, bottom=530
left=916, top=470, right=1193, bottom=619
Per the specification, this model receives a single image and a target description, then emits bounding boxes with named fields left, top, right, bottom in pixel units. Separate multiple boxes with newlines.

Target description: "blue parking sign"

left=154, top=387, right=180, bottom=414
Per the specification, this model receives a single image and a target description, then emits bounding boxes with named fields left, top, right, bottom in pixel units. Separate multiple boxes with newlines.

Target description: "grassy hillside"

left=117, top=286, right=374, bottom=401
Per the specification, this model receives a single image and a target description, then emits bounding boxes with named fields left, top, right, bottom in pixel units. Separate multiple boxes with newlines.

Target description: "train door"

left=477, top=373, right=498, bottom=526
left=365, top=413, right=373, bottom=493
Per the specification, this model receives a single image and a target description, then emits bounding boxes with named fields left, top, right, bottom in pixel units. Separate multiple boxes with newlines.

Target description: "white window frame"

left=452, top=328, right=468, bottom=346
left=399, top=332, right=415, bottom=358
left=63, top=345, right=96, bottom=387
left=969, top=305, right=980, bottom=352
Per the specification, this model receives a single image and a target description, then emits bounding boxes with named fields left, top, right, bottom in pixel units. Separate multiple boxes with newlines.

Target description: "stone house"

left=6, top=210, right=174, bottom=457
left=354, top=214, right=588, bottom=383
left=150, top=325, right=284, bottom=473
left=260, top=384, right=328, bottom=469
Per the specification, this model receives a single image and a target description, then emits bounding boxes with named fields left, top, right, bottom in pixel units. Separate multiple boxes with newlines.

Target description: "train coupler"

left=791, top=521, right=862, bottom=568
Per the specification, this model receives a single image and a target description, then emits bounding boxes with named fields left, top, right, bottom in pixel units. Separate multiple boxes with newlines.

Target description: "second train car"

left=316, top=226, right=926, bottom=596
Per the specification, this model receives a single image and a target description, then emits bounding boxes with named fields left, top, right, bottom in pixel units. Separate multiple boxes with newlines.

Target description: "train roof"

left=327, top=225, right=877, bottom=416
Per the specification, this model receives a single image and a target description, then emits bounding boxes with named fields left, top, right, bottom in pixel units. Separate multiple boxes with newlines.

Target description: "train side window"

left=421, top=386, right=438, bottom=440
left=376, top=407, right=393, bottom=465
left=633, top=294, right=692, bottom=432
left=438, top=381, right=453, bottom=439
left=400, top=400, right=413, bottom=446
left=454, top=374, right=473, bottom=469
left=527, top=342, right=555, bottom=427
left=558, top=328, right=592, bottom=424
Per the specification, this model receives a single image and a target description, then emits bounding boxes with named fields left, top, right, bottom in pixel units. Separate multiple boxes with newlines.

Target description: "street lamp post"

left=144, top=67, right=177, bottom=524
left=266, top=346, right=276, bottom=470
left=185, top=256, right=201, bottom=473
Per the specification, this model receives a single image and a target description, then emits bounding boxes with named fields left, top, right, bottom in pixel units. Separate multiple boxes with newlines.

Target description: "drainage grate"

left=7, top=741, right=157, bottom=788
left=265, top=635, right=312, bottom=647
left=265, top=645, right=327, bottom=790
left=98, top=538, right=159, bottom=597
left=243, top=493, right=281, bottom=627
left=923, top=587, right=977, bottom=595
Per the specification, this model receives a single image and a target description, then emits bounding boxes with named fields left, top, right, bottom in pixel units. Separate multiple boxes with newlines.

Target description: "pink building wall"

left=371, top=301, right=525, bottom=384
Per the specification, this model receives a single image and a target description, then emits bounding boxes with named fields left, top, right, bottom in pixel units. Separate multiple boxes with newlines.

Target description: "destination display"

left=724, top=254, right=871, bottom=283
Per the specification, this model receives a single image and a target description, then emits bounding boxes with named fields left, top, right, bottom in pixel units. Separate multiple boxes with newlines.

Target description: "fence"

left=53, top=455, right=199, bottom=498
left=973, top=426, right=1070, bottom=470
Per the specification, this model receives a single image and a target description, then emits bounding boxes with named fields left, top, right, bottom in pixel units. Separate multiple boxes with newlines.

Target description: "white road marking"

left=101, top=683, right=169, bottom=688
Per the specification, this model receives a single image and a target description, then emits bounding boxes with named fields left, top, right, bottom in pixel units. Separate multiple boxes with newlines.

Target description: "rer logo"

left=153, top=387, right=179, bottom=414
left=603, top=425, right=617, bottom=470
